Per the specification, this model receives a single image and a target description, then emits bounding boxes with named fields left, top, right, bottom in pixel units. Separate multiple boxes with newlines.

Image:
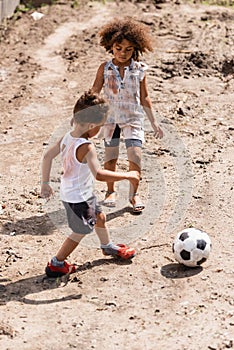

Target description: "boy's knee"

left=96, top=212, right=106, bottom=225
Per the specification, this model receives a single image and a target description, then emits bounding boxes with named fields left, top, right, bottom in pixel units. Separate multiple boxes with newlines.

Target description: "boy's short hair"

left=73, top=90, right=108, bottom=124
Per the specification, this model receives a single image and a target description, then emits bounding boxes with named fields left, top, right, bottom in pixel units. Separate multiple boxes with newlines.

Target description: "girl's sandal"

left=129, top=193, right=145, bottom=213
left=103, top=191, right=116, bottom=207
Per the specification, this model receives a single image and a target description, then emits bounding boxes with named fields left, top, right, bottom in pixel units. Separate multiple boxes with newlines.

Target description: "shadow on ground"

left=0, top=213, right=57, bottom=236
left=0, top=257, right=132, bottom=305
left=160, top=263, right=203, bottom=279
left=0, top=205, right=140, bottom=237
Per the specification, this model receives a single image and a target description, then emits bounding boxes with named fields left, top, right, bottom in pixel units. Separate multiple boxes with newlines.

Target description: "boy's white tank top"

left=60, top=132, right=94, bottom=203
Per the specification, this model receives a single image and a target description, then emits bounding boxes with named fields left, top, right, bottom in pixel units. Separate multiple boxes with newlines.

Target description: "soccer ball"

left=172, top=228, right=211, bottom=267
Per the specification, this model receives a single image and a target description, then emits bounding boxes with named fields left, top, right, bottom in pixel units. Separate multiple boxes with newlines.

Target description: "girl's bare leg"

left=104, top=146, right=119, bottom=204
left=127, top=146, right=144, bottom=212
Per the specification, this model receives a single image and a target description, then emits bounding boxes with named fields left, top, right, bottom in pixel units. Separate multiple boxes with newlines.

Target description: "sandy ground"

left=0, top=1, right=233, bottom=349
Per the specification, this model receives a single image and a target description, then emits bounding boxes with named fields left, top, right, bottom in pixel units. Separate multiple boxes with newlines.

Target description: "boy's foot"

left=129, top=193, right=145, bottom=213
left=45, top=261, right=76, bottom=278
left=103, top=191, right=116, bottom=207
left=102, top=244, right=136, bottom=260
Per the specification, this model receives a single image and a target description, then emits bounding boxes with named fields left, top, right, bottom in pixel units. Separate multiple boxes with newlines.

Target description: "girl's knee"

left=128, top=158, right=141, bottom=172
left=104, top=157, right=118, bottom=166
left=127, top=147, right=142, bottom=167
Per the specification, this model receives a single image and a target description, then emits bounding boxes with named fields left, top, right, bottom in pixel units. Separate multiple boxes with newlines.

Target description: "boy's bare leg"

left=56, top=233, right=85, bottom=261
left=95, top=212, right=136, bottom=259
left=95, top=212, right=111, bottom=245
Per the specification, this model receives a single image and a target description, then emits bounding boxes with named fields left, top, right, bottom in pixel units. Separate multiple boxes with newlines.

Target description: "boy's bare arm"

left=41, top=139, right=61, bottom=198
left=85, top=144, right=140, bottom=185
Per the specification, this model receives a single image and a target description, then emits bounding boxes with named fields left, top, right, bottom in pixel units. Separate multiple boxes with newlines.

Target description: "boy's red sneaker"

left=45, top=261, right=76, bottom=277
left=117, top=244, right=136, bottom=259
left=102, top=244, right=136, bottom=260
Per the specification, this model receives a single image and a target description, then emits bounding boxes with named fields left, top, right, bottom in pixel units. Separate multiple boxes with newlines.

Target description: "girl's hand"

left=152, top=122, right=163, bottom=139
left=41, top=184, right=53, bottom=199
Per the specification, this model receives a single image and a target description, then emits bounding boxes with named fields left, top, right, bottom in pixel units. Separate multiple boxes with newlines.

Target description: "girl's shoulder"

left=130, top=60, right=148, bottom=81
left=133, top=60, right=148, bottom=72
left=98, top=61, right=109, bottom=70
left=95, top=61, right=109, bottom=77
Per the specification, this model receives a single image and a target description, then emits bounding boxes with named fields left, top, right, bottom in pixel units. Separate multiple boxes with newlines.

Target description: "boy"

left=41, top=91, right=139, bottom=277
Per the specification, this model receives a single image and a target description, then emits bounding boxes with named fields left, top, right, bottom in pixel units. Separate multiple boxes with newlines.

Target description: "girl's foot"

left=103, top=191, right=116, bottom=207
left=129, top=193, right=145, bottom=213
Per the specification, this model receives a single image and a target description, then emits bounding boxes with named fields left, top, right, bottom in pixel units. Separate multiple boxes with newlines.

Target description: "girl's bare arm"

left=91, top=63, right=105, bottom=93
left=140, top=76, right=163, bottom=139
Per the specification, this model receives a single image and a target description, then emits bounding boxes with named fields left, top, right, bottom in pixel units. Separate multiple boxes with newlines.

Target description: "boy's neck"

left=70, top=125, right=89, bottom=139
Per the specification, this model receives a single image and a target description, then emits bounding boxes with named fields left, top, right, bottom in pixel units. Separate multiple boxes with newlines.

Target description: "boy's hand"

left=127, top=170, right=140, bottom=187
left=41, top=184, right=53, bottom=199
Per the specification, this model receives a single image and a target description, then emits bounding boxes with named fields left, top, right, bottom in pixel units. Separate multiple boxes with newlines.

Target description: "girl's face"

left=112, top=39, right=134, bottom=66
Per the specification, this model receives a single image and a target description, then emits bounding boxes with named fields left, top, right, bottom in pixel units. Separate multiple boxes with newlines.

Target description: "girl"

left=41, top=91, right=139, bottom=277
left=91, top=17, right=163, bottom=213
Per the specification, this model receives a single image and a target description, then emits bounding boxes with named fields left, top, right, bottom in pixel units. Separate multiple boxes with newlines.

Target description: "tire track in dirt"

left=20, top=8, right=113, bottom=127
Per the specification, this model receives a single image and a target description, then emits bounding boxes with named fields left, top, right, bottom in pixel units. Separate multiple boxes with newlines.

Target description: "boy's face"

left=112, top=39, right=134, bottom=65
left=88, top=117, right=106, bottom=138
left=88, top=124, right=102, bottom=138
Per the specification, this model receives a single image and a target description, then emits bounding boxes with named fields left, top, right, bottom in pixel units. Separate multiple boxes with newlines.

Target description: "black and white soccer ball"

left=172, top=228, right=211, bottom=267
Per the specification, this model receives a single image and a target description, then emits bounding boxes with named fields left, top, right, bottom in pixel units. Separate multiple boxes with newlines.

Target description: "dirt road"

left=0, top=1, right=233, bottom=349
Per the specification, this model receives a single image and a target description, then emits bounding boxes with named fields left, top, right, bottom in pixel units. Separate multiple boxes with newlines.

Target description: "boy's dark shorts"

left=104, top=124, right=142, bottom=148
left=62, top=195, right=102, bottom=234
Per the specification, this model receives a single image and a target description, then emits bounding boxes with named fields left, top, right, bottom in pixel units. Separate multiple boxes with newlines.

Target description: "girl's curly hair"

left=99, top=17, right=153, bottom=61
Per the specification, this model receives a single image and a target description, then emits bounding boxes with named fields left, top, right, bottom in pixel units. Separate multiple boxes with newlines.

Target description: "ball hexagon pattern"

left=172, top=228, right=211, bottom=267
